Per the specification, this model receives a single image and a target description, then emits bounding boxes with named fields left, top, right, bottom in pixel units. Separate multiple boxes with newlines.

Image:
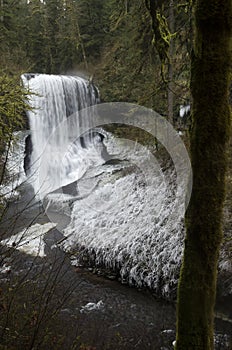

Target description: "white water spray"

left=21, top=73, right=101, bottom=197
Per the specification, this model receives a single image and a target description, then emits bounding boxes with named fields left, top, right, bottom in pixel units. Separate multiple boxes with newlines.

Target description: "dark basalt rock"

left=52, top=180, right=79, bottom=196
left=24, top=134, right=33, bottom=175
left=78, top=131, right=105, bottom=148
left=103, top=158, right=125, bottom=166
left=23, top=73, right=38, bottom=80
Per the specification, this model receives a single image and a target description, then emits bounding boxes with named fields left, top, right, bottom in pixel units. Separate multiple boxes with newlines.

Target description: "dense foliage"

left=0, top=74, right=31, bottom=185
left=0, top=0, right=192, bottom=119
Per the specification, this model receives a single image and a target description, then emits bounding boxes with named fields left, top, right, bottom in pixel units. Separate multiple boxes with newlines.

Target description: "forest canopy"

left=0, top=0, right=192, bottom=120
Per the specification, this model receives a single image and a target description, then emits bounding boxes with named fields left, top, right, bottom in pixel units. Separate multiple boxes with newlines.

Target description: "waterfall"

left=19, top=76, right=188, bottom=298
left=21, top=73, right=102, bottom=197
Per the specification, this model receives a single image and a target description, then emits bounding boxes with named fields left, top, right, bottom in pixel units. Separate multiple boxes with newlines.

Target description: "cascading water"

left=21, top=73, right=102, bottom=197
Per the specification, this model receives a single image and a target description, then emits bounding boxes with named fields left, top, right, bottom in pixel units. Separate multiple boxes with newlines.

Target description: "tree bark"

left=167, top=0, right=175, bottom=124
left=1, top=0, right=3, bottom=23
left=175, top=1, right=232, bottom=349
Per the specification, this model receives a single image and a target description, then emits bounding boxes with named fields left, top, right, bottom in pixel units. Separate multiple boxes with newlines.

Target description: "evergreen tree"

left=76, top=0, right=109, bottom=61
left=0, top=0, right=30, bottom=73
left=43, top=0, right=63, bottom=73
left=58, top=0, right=87, bottom=72
left=25, top=0, right=47, bottom=73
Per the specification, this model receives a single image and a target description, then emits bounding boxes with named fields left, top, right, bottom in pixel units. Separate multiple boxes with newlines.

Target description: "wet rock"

left=23, top=134, right=32, bottom=175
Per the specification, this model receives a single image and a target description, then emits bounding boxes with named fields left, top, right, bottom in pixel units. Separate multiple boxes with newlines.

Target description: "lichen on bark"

left=175, top=0, right=232, bottom=349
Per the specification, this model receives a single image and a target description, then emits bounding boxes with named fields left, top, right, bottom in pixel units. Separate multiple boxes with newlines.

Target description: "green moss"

left=175, top=0, right=232, bottom=349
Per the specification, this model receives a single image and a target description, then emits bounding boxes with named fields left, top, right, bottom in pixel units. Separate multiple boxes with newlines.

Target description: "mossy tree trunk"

left=175, top=1, right=232, bottom=350
left=167, top=0, right=175, bottom=124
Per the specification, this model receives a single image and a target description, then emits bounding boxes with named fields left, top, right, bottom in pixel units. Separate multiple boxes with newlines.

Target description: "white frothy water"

left=21, top=73, right=101, bottom=197
left=62, top=138, right=185, bottom=298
